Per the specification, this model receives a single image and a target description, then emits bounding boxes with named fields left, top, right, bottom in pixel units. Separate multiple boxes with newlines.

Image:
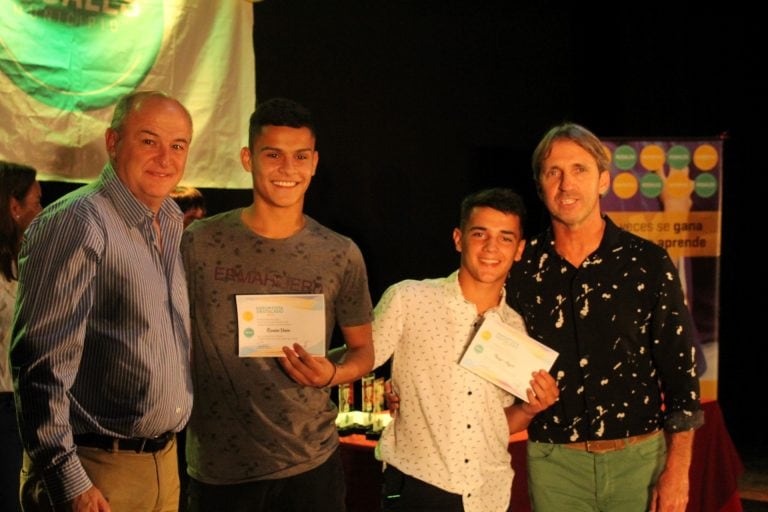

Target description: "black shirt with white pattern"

left=508, top=216, right=704, bottom=444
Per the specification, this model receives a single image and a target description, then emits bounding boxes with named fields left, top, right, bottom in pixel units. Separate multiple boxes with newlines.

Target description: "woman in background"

left=0, top=161, right=42, bottom=512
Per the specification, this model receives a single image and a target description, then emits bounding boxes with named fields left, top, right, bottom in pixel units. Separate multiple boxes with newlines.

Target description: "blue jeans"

left=527, top=434, right=667, bottom=512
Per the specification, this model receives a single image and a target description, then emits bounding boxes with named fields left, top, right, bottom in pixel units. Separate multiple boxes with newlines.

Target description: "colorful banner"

left=602, top=139, right=723, bottom=400
left=0, top=0, right=254, bottom=188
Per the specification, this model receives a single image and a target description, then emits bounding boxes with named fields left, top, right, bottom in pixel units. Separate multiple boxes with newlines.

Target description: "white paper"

left=236, top=294, right=325, bottom=357
left=459, top=315, right=558, bottom=402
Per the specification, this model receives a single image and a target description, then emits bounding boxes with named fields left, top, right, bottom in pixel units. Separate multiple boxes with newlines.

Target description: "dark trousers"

left=381, top=465, right=463, bottom=512
left=0, top=393, right=22, bottom=512
left=187, top=448, right=346, bottom=512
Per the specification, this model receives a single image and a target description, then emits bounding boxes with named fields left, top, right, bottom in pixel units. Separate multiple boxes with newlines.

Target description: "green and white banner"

left=0, top=0, right=255, bottom=188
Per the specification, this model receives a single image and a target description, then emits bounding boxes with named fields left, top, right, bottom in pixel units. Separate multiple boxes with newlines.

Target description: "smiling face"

left=105, top=96, right=192, bottom=212
left=538, top=139, right=609, bottom=231
left=453, top=206, right=525, bottom=288
left=240, top=125, right=318, bottom=213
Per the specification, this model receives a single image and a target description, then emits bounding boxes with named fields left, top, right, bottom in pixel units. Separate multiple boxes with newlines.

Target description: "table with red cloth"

left=339, top=400, right=744, bottom=512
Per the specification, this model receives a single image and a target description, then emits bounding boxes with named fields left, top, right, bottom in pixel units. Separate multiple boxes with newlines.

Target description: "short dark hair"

left=248, top=98, right=315, bottom=151
left=459, top=188, right=527, bottom=235
left=531, top=123, right=610, bottom=183
left=169, top=186, right=206, bottom=213
left=0, top=161, right=38, bottom=281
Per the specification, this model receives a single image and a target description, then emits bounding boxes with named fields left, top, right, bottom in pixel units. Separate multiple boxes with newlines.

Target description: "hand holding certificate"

left=459, top=316, right=558, bottom=402
left=236, top=294, right=325, bottom=357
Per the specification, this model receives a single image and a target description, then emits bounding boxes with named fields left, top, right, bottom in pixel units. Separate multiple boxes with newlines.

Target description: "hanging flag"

left=0, top=0, right=255, bottom=188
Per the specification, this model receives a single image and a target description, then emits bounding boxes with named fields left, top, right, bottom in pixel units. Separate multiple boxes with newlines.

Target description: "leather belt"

left=73, top=432, right=174, bottom=453
left=561, top=430, right=661, bottom=454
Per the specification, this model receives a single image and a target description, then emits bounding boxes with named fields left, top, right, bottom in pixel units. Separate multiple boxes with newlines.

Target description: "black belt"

left=73, top=432, right=174, bottom=453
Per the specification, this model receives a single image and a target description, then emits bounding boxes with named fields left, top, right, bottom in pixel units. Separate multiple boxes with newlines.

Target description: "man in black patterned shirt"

left=508, top=123, right=704, bottom=512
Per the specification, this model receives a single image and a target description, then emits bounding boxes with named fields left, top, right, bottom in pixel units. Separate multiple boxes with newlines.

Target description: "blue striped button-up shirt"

left=10, top=164, right=193, bottom=504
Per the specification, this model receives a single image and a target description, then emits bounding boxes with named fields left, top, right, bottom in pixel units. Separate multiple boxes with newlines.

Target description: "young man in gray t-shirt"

left=182, top=98, right=374, bottom=512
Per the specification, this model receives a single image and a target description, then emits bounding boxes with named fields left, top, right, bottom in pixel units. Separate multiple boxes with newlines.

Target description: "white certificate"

left=236, top=294, right=325, bottom=357
left=459, top=315, right=558, bottom=402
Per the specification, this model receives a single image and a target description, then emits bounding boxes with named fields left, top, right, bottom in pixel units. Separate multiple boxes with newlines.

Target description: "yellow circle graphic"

left=242, top=311, right=254, bottom=322
left=481, top=330, right=492, bottom=341
left=612, top=172, right=638, bottom=199
left=640, top=145, right=666, bottom=171
left=664, top=170, right=695, bottom=198
left=693, top=144, right=719, bottom=171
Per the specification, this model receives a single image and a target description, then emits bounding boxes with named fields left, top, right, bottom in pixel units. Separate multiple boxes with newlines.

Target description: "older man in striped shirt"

left=11, top=91, right=194, bottom=512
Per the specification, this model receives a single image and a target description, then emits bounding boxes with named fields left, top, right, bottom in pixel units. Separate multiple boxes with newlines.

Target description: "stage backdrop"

left=601, top=139, right=722, bottom=400
left=0, top=0, right=254, bottom=188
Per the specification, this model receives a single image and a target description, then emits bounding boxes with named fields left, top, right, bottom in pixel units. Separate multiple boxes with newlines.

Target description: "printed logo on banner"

left=0, top=1, right=164, bottom=112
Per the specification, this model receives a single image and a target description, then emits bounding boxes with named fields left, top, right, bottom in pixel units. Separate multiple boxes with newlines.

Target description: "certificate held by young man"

left=236, top=294, right=326, bottom=357
left=459, top=316, right=558, bottom=402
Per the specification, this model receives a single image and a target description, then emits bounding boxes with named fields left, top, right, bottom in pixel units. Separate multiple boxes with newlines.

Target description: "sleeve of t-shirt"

left=334, top=240, right=373, bottom=327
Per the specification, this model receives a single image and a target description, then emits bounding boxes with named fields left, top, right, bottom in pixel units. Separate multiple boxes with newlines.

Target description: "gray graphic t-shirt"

left=181, top=209, right=372, bottom=484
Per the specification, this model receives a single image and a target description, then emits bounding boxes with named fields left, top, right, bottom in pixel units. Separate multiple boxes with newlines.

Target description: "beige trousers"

left=21, top=436, right=180, bottom=512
